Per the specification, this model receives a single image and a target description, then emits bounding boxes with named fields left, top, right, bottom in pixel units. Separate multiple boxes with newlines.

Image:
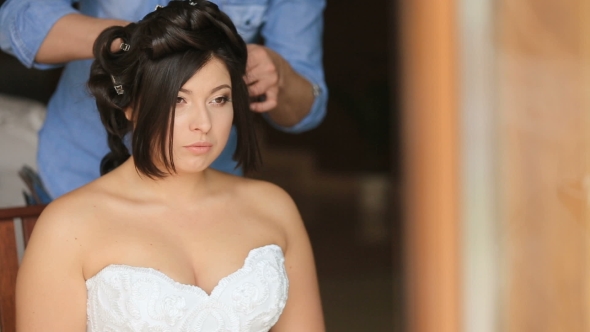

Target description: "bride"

left=15, top=1, right=324, bottom=331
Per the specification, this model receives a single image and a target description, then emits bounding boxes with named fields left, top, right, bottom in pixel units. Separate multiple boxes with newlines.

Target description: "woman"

left=15, top=1, right=324, bottom=331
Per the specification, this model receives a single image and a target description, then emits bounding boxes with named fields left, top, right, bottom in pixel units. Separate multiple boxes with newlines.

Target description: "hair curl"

left=88, top=0, right=260, bottom=177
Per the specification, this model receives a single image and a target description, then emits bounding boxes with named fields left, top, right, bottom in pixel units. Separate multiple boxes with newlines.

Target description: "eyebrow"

left=179, top=84, right=231, bottom=95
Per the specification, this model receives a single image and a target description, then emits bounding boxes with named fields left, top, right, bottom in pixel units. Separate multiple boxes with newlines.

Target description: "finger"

left=250, top=88, right=278, bottom=113
left=249, top=94, right=266, bottom=104
left=243, top=69, right=261, bottom=85
left=250, top=99, right=278, bottom=113
left=110, top=38, right=123, bottom=53
left=243, top=75, right=255, bottom=86
left=248, top=67, right=279, bottom=90
left=245, top=44, right=264, bottom=69
left=246, top=48, right=278, bottom=78
left=247, top=80, right=272, bottom=98
left=246, top=43, right=260, bottom=54
left=244, top=63, right=266, bottom=85
left=244, top=62, right=273, bottom=86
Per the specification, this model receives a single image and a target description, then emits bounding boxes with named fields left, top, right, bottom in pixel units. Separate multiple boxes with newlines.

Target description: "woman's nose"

left=189, top=105, right=212, bottom=133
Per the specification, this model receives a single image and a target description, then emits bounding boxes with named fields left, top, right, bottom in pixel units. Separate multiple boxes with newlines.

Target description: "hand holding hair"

left=244, top=44, right=284, bottom=112
left=245, top=44, right=316, bottom=127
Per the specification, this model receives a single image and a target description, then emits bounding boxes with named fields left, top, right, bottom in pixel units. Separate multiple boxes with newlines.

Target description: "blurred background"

left=1, top=0, right=589, bottom=331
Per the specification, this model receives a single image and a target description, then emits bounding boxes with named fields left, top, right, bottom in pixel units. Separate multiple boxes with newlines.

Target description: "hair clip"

left=154, top=5, right=163, bottom=10
left=119, top=43, right=130, bottom=52
left=110, top=75, right=124, bottom=95
left=189, top=1, right=197, bottom=5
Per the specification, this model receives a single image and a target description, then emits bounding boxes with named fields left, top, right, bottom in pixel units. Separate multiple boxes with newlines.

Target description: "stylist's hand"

left=110, top=38, right=125, bottom=53
left=244, top=44, right=285, bottom=112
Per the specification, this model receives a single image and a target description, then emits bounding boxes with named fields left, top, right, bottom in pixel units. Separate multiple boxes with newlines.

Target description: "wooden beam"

left=399, top=1, right=461, bottom=331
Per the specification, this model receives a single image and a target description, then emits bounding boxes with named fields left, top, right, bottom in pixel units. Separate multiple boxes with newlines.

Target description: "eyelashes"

left=175, top=95, right=232, bottom=106
left=211, top=95, right=232, bottom=105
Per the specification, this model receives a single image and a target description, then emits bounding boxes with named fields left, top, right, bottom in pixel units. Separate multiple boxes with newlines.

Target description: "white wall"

left=0, top=94, right=45, bottom=207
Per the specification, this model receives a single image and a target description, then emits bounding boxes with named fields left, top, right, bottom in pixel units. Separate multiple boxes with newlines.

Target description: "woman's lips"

left=184, top=142, right=212, bottom=154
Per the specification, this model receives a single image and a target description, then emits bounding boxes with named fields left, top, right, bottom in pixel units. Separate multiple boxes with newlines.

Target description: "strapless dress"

left=85, top=244, right=288, bottom=332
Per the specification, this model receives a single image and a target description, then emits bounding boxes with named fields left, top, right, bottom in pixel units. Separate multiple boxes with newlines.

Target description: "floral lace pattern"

left=86, top=245, right=288, bottom=332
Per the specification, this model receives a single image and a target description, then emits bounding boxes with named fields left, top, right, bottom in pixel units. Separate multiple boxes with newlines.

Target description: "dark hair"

left=88, top=0, right=260, bottom=177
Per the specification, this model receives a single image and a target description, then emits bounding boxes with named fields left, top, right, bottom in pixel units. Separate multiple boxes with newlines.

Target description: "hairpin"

left=119, top=43, right=130, bottom=52
left=110, top=75, right=124, bottom=95
left=189, top=1, right=197, bottom=5
left=154, top=5, right=163, bottom=10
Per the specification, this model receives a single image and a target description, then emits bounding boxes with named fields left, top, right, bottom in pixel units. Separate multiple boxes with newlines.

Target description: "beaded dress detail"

left=86, top=245, right=288, bottom=332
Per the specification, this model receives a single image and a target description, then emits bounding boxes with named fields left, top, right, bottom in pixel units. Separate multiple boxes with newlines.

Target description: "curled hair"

left=88, top=0, right=260, bottom=177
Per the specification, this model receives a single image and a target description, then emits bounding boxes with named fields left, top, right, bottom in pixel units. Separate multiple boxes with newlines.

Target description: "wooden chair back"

left=0, top=205, right=45, bottom=332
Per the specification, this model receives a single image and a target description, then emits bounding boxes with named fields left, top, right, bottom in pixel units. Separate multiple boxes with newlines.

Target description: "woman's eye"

left=176, top=96, right=186, bottom=104
left=212, top=96, right=231, bottom=105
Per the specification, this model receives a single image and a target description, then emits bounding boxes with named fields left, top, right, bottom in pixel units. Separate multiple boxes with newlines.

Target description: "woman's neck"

left=117, top=157, right=216, bottom=205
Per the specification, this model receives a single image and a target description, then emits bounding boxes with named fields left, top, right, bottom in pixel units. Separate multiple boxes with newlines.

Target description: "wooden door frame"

left=397, top=1, right=461, bottom=331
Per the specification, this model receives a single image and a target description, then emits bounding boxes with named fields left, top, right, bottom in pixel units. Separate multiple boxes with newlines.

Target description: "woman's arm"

left=272, top=216, right=325, bottom=331
left=16, top=201, right=88, bottom=331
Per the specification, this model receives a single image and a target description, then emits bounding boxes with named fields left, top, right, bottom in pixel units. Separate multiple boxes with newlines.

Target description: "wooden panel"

left=0, top=205, right=44, bottom=246
left=497, top=0, right=590, bottom=331
left=584, top=0, right=590, bottom=321
left=22, top=217, right=37, bottom=247
left=0, top=205, right=45, bottom=332
left=0, top=205, right=46, bottom=220
left=0, top=219, right=18, bottom=332
left=399, top=1, right=460, bottom=331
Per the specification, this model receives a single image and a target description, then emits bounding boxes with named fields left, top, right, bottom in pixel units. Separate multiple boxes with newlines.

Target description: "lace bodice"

left=86, top=245, right=288, bottom=332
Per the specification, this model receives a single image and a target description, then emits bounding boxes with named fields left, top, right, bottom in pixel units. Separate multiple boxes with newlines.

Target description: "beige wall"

left=497, top=0, right=590, bottom=331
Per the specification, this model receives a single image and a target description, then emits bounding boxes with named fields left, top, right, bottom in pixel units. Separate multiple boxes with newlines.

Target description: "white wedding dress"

left=86, top=244, right=288, bottom=332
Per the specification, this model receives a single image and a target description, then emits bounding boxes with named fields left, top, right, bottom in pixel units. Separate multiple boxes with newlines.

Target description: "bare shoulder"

left=220, top=174, right=305, bottom=250
left=39, top=182, right=101, bottom=223
left=16, top=182, right=102, bottom=331
left=231, top=176, right=300, bottom=223
left=29, top=178, right=112, bottom=251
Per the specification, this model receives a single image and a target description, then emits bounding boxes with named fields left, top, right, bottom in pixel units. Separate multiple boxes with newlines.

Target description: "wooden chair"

left=0, top=205, right=45, bottom=332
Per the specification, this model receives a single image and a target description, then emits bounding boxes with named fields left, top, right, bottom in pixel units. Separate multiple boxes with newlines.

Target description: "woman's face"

left=169, top=57, right=234, bottom=174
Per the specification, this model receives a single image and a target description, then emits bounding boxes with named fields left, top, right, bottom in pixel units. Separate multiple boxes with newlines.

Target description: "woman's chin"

left=173, top=161, right=213, bottom=175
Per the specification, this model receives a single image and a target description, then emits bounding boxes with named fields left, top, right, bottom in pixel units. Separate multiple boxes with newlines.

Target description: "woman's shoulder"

left=219, top=175, right=312, bottom=258
left=219, top=174, right=302, bottom=230
left=35, top=177, right=117, bottom=234
left=23, top=184, right=108, bottom=269
left=212, top=171, right=298, bottom=216
left=225, top=175, right=297, bottom=212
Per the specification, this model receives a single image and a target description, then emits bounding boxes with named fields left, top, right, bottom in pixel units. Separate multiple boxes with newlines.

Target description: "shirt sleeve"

left=0, top=0, right=79, bottom=69
left=260, top=0, right=328, bottom=134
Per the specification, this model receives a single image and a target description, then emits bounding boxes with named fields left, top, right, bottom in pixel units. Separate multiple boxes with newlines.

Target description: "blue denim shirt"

left=0, top=0, right=327, bottom=198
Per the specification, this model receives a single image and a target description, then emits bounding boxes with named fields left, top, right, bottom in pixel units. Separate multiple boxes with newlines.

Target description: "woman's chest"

left=86, top=244, right=289, bottom=332
left=82, top=209, right=284, bottom=292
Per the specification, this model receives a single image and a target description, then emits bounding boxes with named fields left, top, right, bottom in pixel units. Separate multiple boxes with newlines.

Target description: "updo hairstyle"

left=87, top=0, right=260, bottom=177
